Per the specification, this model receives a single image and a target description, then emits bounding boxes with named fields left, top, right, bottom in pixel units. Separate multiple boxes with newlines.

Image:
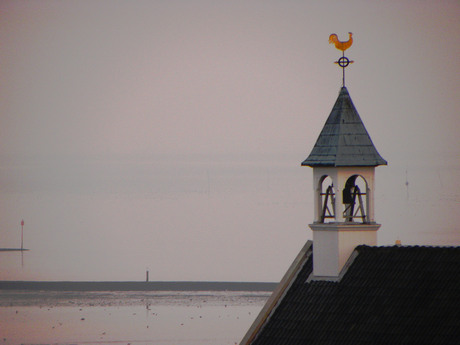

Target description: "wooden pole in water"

left=21, top=220, right=24, bottom=251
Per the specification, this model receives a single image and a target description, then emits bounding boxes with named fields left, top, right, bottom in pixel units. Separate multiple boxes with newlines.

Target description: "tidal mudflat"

left=0, top=290, right=270, bottom=345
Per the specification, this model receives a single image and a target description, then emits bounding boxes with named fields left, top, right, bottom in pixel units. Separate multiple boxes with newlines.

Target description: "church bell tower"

left=302, top=34, right=387, bottom=278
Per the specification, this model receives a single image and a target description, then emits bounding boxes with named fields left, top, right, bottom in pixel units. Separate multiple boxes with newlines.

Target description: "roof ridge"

left=356, top=244, right=460, bottom=251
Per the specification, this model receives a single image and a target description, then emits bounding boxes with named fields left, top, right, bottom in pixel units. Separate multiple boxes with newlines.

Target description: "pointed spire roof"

left=302, top=87, right=387, bottom=167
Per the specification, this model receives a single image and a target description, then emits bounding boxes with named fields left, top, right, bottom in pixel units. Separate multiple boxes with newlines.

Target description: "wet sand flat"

left=0, top=291, right=269, bottom=345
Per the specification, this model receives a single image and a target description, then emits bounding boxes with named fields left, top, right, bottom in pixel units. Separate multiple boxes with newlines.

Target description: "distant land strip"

left=0, top=281, right=277, bottom=292
left=0, top=248, right=29, bottom=251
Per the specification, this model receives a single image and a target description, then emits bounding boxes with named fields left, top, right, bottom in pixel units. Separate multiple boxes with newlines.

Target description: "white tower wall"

left=310, top=223, right=380, bottom=278
left=310, top=166, right=380, bottom=278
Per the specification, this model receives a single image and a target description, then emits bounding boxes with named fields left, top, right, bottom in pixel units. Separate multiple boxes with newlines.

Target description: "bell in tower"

left=342, top=175, right=367, bottom=223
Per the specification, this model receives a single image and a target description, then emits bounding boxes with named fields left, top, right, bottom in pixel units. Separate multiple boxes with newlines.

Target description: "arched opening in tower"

left=319, top=175, right=335, bottom=223
left=342, top=175, right=368, bottom=223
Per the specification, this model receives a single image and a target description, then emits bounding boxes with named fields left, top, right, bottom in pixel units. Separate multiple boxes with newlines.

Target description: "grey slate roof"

left=247, top=244, right=460, bottom=345
left=302, top=87, right=387, bottom=167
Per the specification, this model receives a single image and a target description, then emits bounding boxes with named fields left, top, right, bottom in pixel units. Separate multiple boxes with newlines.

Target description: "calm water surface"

left=0, top=290, right=270, bottom=345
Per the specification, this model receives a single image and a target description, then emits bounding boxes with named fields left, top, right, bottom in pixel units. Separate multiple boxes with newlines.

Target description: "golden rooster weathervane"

left=329, top=32, right=354, bottom=86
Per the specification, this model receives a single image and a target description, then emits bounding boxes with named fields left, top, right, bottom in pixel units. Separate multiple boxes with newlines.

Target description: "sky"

left=0, top=0, right=459, bottom=282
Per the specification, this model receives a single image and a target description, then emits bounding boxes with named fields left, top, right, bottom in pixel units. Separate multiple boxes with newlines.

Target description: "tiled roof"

left=302, top=87, right=387, bottom=167
left=248, top=245, right=460, bottom=345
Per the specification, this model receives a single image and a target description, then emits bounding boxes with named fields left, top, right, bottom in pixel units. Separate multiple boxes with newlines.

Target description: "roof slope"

left=248, top=245, right=460, bottom=345
left=302, top=87, right=387, bottom=167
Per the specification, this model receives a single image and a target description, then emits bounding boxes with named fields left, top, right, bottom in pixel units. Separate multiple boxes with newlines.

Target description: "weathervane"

left=329, top=32, right=354, bottom=87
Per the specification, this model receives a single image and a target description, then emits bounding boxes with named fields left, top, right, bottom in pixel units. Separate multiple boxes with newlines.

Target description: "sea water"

left=0, top=290, right=270, bottom=345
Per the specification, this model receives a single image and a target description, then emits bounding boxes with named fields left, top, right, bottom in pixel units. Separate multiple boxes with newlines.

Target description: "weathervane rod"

left=329, top=32, right=354, bottom=87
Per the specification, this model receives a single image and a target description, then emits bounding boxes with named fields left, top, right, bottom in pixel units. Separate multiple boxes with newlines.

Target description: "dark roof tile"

left=249, top=245, right=460, bottom=345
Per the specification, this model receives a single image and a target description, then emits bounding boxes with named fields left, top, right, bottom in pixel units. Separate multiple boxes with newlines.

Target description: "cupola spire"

left=302, top=87, right=387, bottom=167
left=302, top=34, right=387, bottom=280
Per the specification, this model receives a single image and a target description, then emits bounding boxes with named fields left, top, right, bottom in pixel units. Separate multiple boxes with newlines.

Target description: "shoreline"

left=0, top=281, right=277, bottom=292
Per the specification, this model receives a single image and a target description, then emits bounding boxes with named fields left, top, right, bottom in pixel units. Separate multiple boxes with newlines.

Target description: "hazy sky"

left=1, top=0, right=459, bottom=282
